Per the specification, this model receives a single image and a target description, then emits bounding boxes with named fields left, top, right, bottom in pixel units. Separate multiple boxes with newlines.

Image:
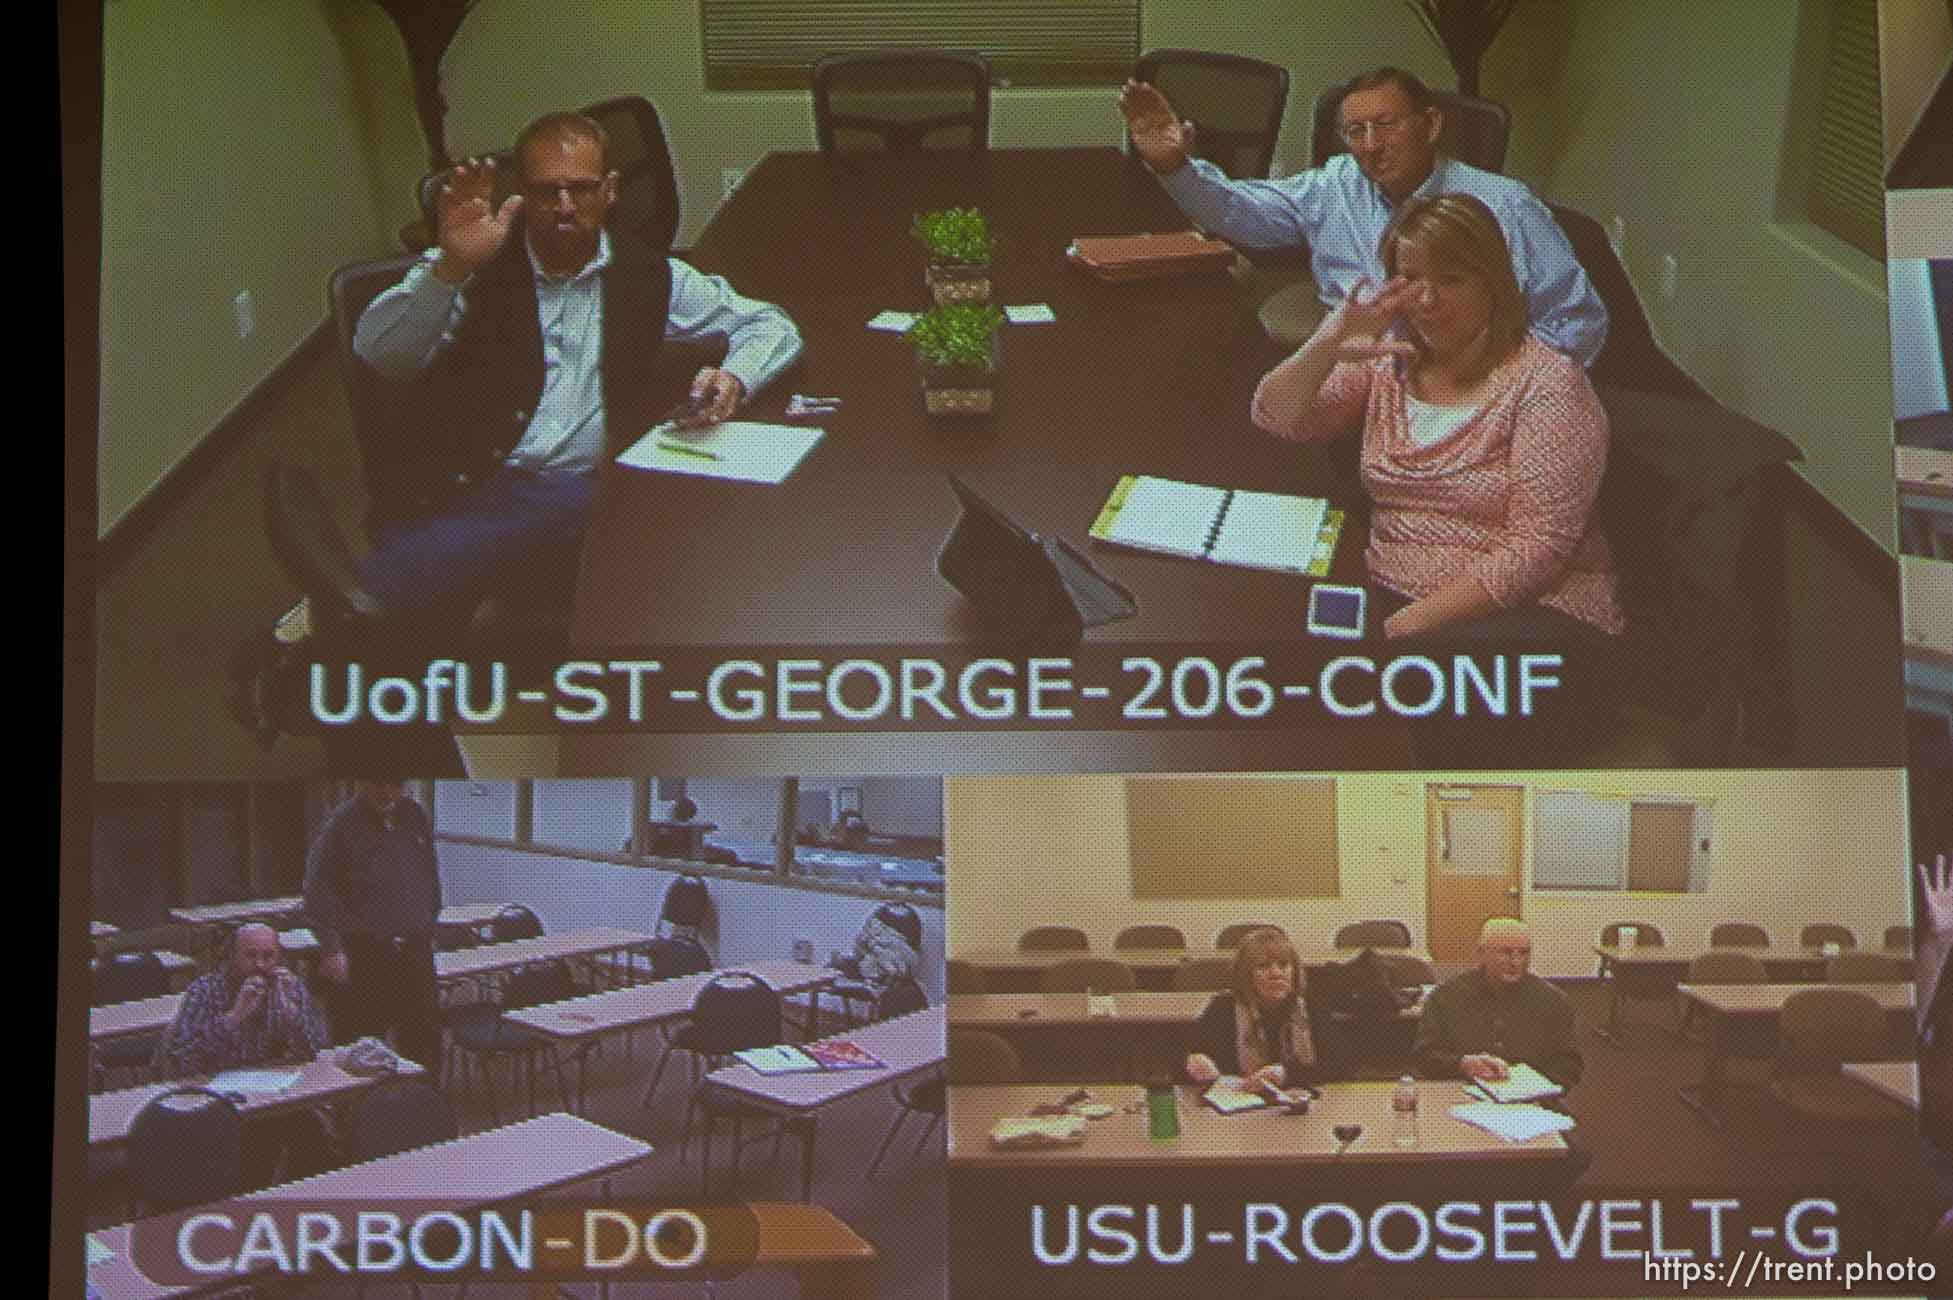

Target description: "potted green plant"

left=912, top=207, right=995, bottom=305
left=909, top=303, right=1005, bottom=415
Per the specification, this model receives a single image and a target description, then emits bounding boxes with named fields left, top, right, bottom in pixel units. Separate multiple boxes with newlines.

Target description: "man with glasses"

left=1119, top=66, right=1605, bottom=366
left=246, top=110, right=801, bottom=677
left=1415, top=917, right=1583, bottom=1088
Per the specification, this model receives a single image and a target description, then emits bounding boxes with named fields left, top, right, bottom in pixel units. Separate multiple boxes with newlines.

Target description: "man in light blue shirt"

left=1120, top=66, right=1606, bottom=367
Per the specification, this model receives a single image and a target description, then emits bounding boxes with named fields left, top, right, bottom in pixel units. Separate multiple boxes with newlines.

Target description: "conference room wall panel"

left=435, top=840, right=946, bottom=1001
left=946, top=770, right=1908, bottom=978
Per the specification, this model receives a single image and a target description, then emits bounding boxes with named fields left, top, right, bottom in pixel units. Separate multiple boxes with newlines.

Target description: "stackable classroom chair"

left=126, top=1087, right=243, bottom=1216
left=1114, top=924, right=1186, bottom=950
left=1710, top=922, right=1770, bottom=948
left=869, top=1028, right=1022, bottom=1179
left=1018, top=926, right=1088, bottom=951
left=1335, top=920, right=1413, bottom=950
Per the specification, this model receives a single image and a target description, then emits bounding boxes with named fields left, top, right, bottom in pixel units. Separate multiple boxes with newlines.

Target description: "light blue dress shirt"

left=354, top=228, right=804, bottom=473
left=1159, top=153, right=1608, bottom=367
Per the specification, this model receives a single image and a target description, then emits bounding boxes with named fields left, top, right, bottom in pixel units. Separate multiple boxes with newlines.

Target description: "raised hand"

left=1921, top=853, right=1953, bottom=939
left=227, top=974, right=268, bottom=1029
left=436, top=156, right=524, bottom=282
left=1321, top=277, right=1418, bottom=360
left=1119, top=80, right=1196, bottom=173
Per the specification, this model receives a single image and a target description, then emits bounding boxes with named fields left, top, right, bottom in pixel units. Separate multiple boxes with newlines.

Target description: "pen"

left=657, top=440, right=720, bottom=461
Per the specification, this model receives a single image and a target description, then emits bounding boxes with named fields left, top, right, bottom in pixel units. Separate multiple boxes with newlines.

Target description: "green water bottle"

left=1145, top=1083, right=1181, bottom=1139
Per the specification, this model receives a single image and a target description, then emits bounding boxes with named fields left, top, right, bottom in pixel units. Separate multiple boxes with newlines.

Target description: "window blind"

left=1808, top=0, right=1885, bottom=259
left=702, top=0, right=1142, bottom=90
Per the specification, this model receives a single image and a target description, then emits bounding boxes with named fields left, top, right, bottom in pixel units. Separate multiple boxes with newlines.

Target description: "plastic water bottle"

left=1146, top=1083, right=1181, bottom=1139
left=1391, top=1075, right=1420, bottom=1149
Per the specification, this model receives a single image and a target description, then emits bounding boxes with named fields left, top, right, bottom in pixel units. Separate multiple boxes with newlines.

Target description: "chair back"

left=347, top=1078, right=458, bottom=1162
left=1039, top=957, right=1136, bottom=994
left=948, top=1028, right=1024, bottom=1083
left=661, top=873, right=712, bottom=935
left=1688, top=951, right=1766, bottom=984
left=1019, top=926, right=1088, bottom=952
left=690, top=972, right=783, bottom=1052
left=1600, top=922, right=1665, bottom=948
left=416, top=149, right=519, bottom=236
left=1777, top=987, right=1887, bottom=1071
left=1802, top=924, right=1857, bottom=951
left=1131, top=49, right=1288, bottom=179
left=127, top=1087, right=244, bottom=1214
left=875, top=902, right=925, bottom=953
left=327, top=253, right=446, bottom=525
left=95, top=950, right=169, bottom=1006
left=1376, top=952, right=1438, bottom=989
left=1710, top=922, right=1769, bottom=949
left=645, top=935, right=713, bottom=981
left=813, top=49, right=991, bottom=153
left=1335, top=920, right=1412, bottom=950
left=1310, top=86, right=1510, bottom=173
left=945, top=960, right=987, bottom=994
left=501, top=960, right=578, bottom=1010
left=1114, top=924, right=1186, bottom=951
left=1172, top=955, right=1235, bottom=992
left=433, top=923, right=480, bottom=953
left=1549, top=204, right=1710, bottom=400
left=1886, top=925, right=1914, bottom=951
left=491, top=905, right=545, bottom=943
left=1216, top=922, right=1286, bottom=948
left=1827, top=952, right=1906, bottom=984
left=581, top=95, right=681, bottom=251
left=873, top=975, right=930, bottom=1021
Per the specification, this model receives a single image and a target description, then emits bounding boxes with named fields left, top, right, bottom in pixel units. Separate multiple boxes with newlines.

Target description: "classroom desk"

left=951, top=990, right=1211, bottom=1078
left=1843, top=1060, right=1920, bottom=1110
left=91, top=951, right=199, bottom=992
left=957, top=944, right=1434, bottom=992
left=1592, top=943, right=1913, bottom=1039
left=433, top=925, right=655, bottom=987
left=167, top=896, right=306, bottom=926
left=701, top=1005, right=946, bottom=1199
left=561, top=146, right=1421, bottom=777
left=503, top=959, right=837, bottom=1111
left=435, top=902, right=516, bottom=936
left=1899, top=446, right=1953, bottom=558
left=88, top=1049, right=425, bottom=1152
left=84, top=1112, right=652, bottom=1300
left=1675, top=982, right=1915, bottom=1126
left=90, top=994, right=183, bottom=1044
left=1904, top=554, right=1953, bottom=722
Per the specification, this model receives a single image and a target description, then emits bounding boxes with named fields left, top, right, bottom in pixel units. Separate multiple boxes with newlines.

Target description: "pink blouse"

left=1252, top=336, right=1625, bottom=636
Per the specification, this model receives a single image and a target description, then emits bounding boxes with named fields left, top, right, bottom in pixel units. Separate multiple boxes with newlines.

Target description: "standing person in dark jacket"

left=1184, top=928, right=1344, bottom=1089
left=1416, top=917, right=1582, bottom=1088
left=303, top=781, right=442, bottom=1072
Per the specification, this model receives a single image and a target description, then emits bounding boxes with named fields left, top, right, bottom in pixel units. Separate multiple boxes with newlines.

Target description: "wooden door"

left=1426, top=786, right=1524, bottom=965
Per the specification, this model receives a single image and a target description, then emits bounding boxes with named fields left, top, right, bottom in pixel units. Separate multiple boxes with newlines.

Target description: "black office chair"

left=93, top=951, right=170, bottom=1088
left=812, top=49, right=991, bottom=153
left=1129, top=49, right=1289, bottom=180
left=127, top=1087, right=244, bottom=1216
left=1018, top=926, right=1089, bottom=952
left=581, top=95, right=682, bottom=252
left=1334, top=920, right=1413, bottom=950
left=447, top=960, right=576, bottom=1124
left=345, top=1078, right=458, bottom=1161
left=676, top=974, right=809, bottom=1194
left=659, top=873, right=712, bottom=943
left=490, top=904, right=545, bottom=943
left=1309, top=86, right=1512, bottom=173
left=867, top=1027, right=1020, bottom=1179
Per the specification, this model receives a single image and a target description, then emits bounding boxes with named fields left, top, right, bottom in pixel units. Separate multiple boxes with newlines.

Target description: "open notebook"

left=1090, top=475, right=1340, bottom=576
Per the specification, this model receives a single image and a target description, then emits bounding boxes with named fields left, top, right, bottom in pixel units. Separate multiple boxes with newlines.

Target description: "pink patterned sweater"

left=1252, top=336, right=1625, bottom=636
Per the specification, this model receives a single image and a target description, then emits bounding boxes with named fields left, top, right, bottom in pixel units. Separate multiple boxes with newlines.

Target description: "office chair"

left=1769, top=988, right=1913, bottom=1164
left=1171, top=955, right=1235, bottom=992
left=945, top=959, right=986, bottom=994
left=447, top=959, right=576, bottom=1124
left=1114, top=924, right=1187, bottom=951
left=1018, top=926, right=1089, bottom=952
left=1681, top=950, right=1766, bottom=1037
left=868, top=1028, right=1021, bottom=1179
left=94, top=951, right=170, bottom=1088
left=1886, top=925, right=1914, bottom=951
left=490, top=903, right=545, bottom=943
left=1129, top=49, right=1289, bottom=180
left=812, top=49, right=991, bottom=152
left=1710, top=922, right=1770, bottom=949
left=659, top=873, right=712, bottom=942
left=818, top=903, right=925, bottom=1029
left=1334, top=920, right=1413, bottom=950
left=1827, top=952, right=1907, bottom=983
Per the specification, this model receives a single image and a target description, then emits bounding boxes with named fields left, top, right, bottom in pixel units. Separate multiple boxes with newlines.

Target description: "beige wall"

left=1881, top=0, right=1953, bottom=162
left=944, top=770, right=1909, bottom=979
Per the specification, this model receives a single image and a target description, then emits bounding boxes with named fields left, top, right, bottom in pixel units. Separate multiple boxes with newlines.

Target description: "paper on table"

left=280, top=927, right=317, bottom=946
left=734, top=1045, right=821, bottom=1074
left=616, top=421, right=824, bottom=485
left=867, top=310, right=916, bottom=332
left=1471, top=1062, right=1563, bottom=1104
left=1206, top=489, right=1327, bottom=575
left=1087, top=994, right=1118, bottom=1019
left=1202, top=1076, right=1270, bottom=1113
left=1005, top=304, right=1057, bottom=324
left=209, top=1068, right=302, bottom=1094
left=1098, top=476, right=1229, bottom=559
left=1449, top=1101, right=1576, bottom=1143
left=990, top=1115, right=1087, bottom=1147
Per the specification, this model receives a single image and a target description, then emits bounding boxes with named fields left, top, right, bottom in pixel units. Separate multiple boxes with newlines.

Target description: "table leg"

left=801, top=1117, right=818, bottom=1201
left=1676, top=1006, right=1726, bottom=1129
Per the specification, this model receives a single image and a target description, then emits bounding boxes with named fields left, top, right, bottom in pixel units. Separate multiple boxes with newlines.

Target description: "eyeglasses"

left=522, top=178, right=606, bottom=205
left=1339, top=113, right=1419, bottom=146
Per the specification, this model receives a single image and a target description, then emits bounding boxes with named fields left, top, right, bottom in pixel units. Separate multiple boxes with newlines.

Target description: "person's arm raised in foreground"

left=1251, top=276, right=1415, bottom=440
left=355, top=156, right=525, bottom=379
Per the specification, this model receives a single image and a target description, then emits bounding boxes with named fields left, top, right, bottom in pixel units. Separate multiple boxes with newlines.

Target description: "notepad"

left=1469, top=1063, right=1563, bottom=1104
left=616, top=421, right=824, bottom=485
left=1005, top=303, right=1057, bottom=324
left=209, top=1068, right=301, bottom=1094
left=990, top=1115, right=1088, bottom=1147
left=1449, top=1101, right=1576, bottom=1143
left=733, top=1045, right=822, bottom=1074
left=1202, top=1077, right=1272, bottom=1113
left=867, top=310, right=916, bottom=332
left=1090, top=475, right=1338, bottom=576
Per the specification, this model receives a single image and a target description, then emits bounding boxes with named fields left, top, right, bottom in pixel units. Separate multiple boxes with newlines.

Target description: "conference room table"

left=561, top=145, right=1424, bottom=776
left=502, top=958, right=837, bottom=1111
left=84, top=1112, right=652, bottom=1300
left=957, top=943, right=1435, bottom=992
left=701, top=1005, right=947, bottom=1199
left=1675, top=981, right=1915, bottom=1125
left=90, top=993, right=183, bottom=1044
left=88, top=1048, right=425, bottom=1152
left=951, top=990, right=1212, bottom=1080
left=1592, top=942, right=1914, bottom=1039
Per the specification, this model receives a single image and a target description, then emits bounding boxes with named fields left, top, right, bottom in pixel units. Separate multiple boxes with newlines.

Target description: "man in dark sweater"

left=302, top=781, right=443, bottom=1072
left=1416, top=918, right=1582, bottom=1088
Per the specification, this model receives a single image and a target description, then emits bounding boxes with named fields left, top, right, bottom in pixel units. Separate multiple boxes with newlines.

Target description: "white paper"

left=990, top=1115, right=1087, bottom=1146
left=1087, top=994, right=1118, bottom=1019
left=867, top=310, right=916, bottom=332
left=1101, top=476, right=1229, bottom=560
left=1207, top=489, right=1328, bottom=575
left=279, top=927, right=318, bottom=949
left=1005, top=304, right=1057, bottom=324
left=209, top=1068, right=302, bottom=1095
left=616, top=421, right=825, bottom=485
left=1471, top=1063, right=1563, bottom=1104
left=733, top=1045, right=820, bottom=1074
left=1449, top=1101, right=1577, bottom=1143
left=1202, top=1076, right=1270, bottom=1113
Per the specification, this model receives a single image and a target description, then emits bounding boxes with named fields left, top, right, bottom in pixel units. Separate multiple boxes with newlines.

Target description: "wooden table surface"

left=1842, top=1060, right=1919, bottom=1110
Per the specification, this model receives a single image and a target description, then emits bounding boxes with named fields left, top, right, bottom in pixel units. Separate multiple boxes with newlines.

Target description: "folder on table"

left=1066, top=232, right=1236, bottom=283
left=1091, top=474, right=1341, bottom=577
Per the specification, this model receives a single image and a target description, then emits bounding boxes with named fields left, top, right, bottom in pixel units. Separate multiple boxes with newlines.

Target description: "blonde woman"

left=1184, top=928, right=1344, bottom=1089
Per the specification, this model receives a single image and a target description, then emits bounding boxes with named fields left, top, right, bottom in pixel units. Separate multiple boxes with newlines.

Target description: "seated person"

left=1415, top=918, right=1582, bottom=1090
left=832, top=903, right=922, bottom=989
left=1184, top=927, right=1345, bottom=1091
left=1252, top=192, right=1624, bottom=643
left=237, top=109, right=803, bottom=734
left=153, top=923, right=334, bottom=1183
left=1120, top=65, right=1605, bottom=366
